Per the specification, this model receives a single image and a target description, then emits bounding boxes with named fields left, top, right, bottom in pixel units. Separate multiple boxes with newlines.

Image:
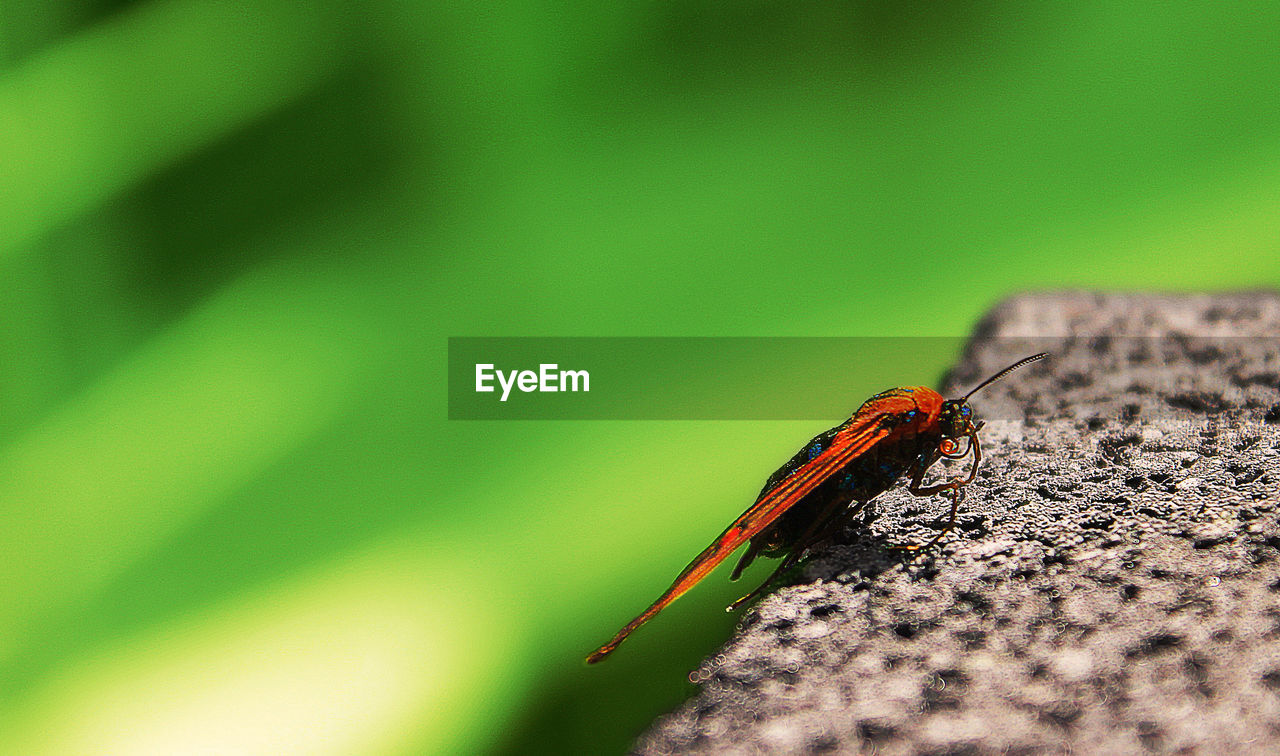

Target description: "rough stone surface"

left=635, top=293, right=1280, bottom=755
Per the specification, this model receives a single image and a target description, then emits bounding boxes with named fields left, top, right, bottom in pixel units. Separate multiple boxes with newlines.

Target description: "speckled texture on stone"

left=635, top=293, right=1280, bottom=755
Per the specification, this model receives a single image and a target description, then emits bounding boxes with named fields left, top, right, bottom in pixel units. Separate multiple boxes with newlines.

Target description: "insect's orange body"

left=587, top=354, right=1046, bottom=664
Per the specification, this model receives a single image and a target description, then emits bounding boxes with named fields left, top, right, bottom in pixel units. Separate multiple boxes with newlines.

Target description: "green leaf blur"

left=1, top=2, right=1277, bottom=754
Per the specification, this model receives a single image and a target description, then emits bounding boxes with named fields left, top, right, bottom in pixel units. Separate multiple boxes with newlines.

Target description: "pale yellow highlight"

left=3, top=544, right=504, bottom=756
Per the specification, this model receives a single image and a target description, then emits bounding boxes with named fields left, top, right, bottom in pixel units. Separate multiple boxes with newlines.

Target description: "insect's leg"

left=725, top=499, right=850, bottom=612
left=906, top=433, right=984, bottom=496
left=894, top=486, right=965, bottom=552
left=958, top=433, right=982, bottom=486
left=892, top=433, right=981, bottom=552
left=730, top=536, right=768, bottom=582
left=904, top=468, right=955, bottom=497
left=725, top=545, right=807, bottom=611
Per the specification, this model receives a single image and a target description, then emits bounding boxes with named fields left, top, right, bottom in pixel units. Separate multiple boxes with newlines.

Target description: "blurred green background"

left=1, top=2, right=1278, bottom=753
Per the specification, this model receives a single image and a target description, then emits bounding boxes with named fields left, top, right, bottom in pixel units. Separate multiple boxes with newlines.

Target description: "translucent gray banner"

left=448, top=336, right=1279, bottom=421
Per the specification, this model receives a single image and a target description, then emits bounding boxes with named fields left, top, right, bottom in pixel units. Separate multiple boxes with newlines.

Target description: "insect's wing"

left=586, top=402, right=909, bottom=664
left=729, top=420, right=874, bottom=580
left=753, top=425, right=845, bottom=502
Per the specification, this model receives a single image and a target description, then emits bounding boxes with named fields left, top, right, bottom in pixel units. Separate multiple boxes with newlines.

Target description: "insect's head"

left=938, top=352, right=1049, bottom=455
left=939, top=399, right=981, bottom=441
left=938, top=400, right=983, bottom=459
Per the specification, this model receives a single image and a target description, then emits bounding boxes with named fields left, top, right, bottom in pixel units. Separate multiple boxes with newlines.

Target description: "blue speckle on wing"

left=807, top=442, right=825, bottom=460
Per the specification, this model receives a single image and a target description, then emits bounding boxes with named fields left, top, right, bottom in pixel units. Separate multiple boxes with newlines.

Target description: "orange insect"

left=587, top=353, right=1047, bottom=663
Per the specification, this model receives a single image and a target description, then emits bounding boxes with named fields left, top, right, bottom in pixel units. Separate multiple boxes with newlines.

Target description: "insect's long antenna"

left=963, top=352, right=1048, bottom=400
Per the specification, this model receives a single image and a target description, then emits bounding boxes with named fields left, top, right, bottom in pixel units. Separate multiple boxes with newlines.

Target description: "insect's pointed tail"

left=586, top=592, right=675, bottom=663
